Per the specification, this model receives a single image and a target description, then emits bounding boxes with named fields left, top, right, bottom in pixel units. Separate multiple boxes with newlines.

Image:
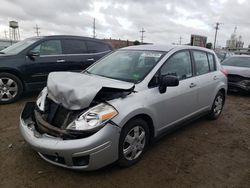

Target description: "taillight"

left=220, top=68, right=228, bottom=77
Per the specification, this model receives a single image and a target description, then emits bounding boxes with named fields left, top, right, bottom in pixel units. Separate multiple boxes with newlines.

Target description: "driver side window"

left=31, top=40, right=62, bottom=55
left=160, top=51, right=193, bottom=80
left=148, top=50, right=193, bottom=88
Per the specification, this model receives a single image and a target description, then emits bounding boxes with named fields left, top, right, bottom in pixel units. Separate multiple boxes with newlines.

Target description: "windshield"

left=1, top=38, right=40, bottom=55
left=222, top=56, right=250, bottom=68
left=87, top=50, right=165, bottom=83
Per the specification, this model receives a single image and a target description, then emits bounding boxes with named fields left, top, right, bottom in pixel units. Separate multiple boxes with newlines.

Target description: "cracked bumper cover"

left=19, top=102, right=121, bottom=170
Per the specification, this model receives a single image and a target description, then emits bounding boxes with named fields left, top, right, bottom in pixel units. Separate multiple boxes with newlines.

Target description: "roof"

left=121, top=44, right=214, bottom=53
left=25, top=35, right=113, bottom=47
left=27, top=35, right=105, bottom=42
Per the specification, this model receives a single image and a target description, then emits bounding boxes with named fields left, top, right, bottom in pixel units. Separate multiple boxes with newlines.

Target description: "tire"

left=118, top=118, right=149, bottom=167
left=0, top=73, right=23, bottom=104
left=207, top=91, right=225, bottom=120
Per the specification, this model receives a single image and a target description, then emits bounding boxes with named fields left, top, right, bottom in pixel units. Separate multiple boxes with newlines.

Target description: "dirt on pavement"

left=0, top=93, right=249, bottom=188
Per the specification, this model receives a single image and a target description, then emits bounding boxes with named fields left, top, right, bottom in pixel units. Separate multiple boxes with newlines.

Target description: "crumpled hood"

left=223, top=65, right=250, bottom=78
left=47, top=72, right=134, bottom=110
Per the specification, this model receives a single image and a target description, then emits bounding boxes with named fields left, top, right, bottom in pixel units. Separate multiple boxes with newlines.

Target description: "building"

left=102, top=38, right=135, bottom=49
left=226, top=27, right=244, bottom=49
left=0, top=39, right=18, bottom=51
left=190, top=34, right=207, bottom=47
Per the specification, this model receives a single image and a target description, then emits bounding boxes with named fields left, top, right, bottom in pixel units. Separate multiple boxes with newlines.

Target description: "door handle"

left=56, top=59, right=65, bottom=63
left=87, top=58, right=95, bottom=61
left=213, top=76, right=218, bottom=80
left=189, top=83, right=197, bottom=88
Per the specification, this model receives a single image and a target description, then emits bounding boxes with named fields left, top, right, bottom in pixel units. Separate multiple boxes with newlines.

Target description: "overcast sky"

left=0, top=0, right=250, bottom=47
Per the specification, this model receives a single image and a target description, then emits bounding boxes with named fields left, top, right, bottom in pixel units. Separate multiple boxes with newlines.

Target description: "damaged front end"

left=22, top=72, right=135, bottom=140
left=227, top=74, right=250, bottom=92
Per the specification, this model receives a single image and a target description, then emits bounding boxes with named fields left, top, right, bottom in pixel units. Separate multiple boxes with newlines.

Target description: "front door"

left=146, top=50, right=199, bottom=133
left=24, top=39, right=69, bottom=88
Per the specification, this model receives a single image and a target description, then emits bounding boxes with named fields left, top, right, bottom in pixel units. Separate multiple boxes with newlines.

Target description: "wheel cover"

left=123, top=126, right=146, bottom=161
left=0, top=77, right=18, bottom=102
left=213, top=95, right=223, bottom=116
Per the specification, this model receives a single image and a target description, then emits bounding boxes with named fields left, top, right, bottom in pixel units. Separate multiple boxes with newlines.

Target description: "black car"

left=0, top=35, right=113, bottom=104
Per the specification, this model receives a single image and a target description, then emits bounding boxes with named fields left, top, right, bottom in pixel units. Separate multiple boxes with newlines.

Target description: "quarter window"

left=160, top=51, right=193, bottom=80
left=32, top=40, right=62, bottom=55
left=193, top=51, right=210, bottom=75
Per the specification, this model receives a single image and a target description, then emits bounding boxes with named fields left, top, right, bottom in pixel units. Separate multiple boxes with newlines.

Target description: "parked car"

left=221, top=55, right=250, bottom=93
left=215, top=50, right=234, bottom=62
left=0, top=35, right=113, bottom=104
left=20, top=45, right=227, bottom=170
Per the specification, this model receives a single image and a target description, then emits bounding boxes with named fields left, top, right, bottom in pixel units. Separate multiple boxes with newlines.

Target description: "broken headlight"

left=66, top=103, right=118, bottom=131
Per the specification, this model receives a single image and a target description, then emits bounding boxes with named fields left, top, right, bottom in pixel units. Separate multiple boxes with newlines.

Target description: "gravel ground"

left=0, top=93, right=249, bottom=188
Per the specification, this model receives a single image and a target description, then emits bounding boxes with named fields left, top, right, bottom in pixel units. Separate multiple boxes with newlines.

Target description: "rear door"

left=147, top=50, right=199, bottom=132
left=86, top=40, right=112, bottom=63
left=62, top=39, right=112, bottom=72
left=192, top=50, right=219, bottom=110
left=62, top=39, right=91, bottom=72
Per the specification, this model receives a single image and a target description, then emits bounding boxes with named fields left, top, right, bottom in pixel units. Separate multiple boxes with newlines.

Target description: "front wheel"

left=118, top=118, right=149, bottom=167
left=208, top=91, right=225, bottom=120
left=0, top=73, right=23, bottom=104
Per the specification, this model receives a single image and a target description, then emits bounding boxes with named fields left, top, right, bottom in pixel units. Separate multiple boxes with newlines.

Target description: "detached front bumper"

left=19, top=102, right=121, bottom=170
left=228, top=82, right=250, bottom=93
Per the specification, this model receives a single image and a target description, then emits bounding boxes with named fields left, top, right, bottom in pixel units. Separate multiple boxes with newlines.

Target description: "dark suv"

left=0, top=35, right=113, bottom=104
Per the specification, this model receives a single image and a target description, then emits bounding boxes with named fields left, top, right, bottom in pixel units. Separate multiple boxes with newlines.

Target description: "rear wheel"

left=118, top=118, right=149, bottom=167
left=208, top=91, right=225, bottom=120
left=0, top=73, right=23, bottom=104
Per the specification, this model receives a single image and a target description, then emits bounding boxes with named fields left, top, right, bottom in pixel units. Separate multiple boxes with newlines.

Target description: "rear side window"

left=161, top=51, right=193, bottom=80
left=207, top=53, right=216, bottom=71
left=62, top=39, right=87, bottom=54
left=86, top=41, right=110, bottom=53
left=32, top=40, right=62, bottom=55
left=193, top=51, right=210, bottom=75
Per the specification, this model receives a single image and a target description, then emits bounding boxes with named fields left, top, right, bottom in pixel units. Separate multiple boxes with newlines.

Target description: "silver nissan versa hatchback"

left=20, top=45, right=227, bottom=170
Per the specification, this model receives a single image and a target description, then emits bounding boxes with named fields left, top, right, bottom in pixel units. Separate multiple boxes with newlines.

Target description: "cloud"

left=0, top=0, right=250, bottom=47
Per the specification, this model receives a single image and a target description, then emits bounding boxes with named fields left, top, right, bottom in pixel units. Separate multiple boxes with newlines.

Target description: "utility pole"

left=34, top=24, right=41, bottom=36
left=140, top=28, right=145, bottom=44
left=93, top=18, right=96, bottom=38
left=214, top=22, right=222, bottom=49
left=179, top=36, right=183, bottom=45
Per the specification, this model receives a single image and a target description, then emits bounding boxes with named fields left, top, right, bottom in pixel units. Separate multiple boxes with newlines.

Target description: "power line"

left=140, top=28, right=145, bottom=44
left=34, top=24, right=41, bottom=36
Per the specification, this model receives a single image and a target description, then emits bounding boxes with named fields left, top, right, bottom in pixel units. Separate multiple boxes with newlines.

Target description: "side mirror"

left=159, top=75, right=179, bottom=94
left=27, top=51, right=40, bottom=60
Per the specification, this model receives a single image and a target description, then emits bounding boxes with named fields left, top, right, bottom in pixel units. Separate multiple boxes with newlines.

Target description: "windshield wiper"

left=0, top=52, right=5, bottom=54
